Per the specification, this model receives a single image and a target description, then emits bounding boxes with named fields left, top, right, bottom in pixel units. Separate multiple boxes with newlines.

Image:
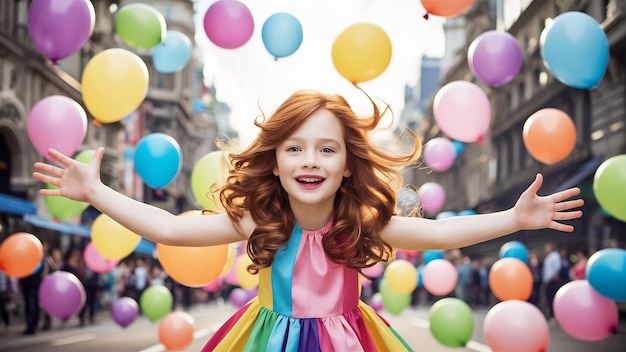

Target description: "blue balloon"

left=416, top=265, right=424, bottom=288
left=152, top=30, right=192, bottom=74
left=436, top=211, right=457, bottom=219
left=457, top=209, right=476, bottom=216
left=261, top=12, right=303, bottom=59
left=540, top=11, right=609, bottom=89
left=423, top=250, right=444, bottom=265
left=134, top=133, right=182, bottom=189
left=452, top=141, right=464, bottom=156
left=586, top=248, right=626, bottom=301
left=499, top=241, right=528, bottom=263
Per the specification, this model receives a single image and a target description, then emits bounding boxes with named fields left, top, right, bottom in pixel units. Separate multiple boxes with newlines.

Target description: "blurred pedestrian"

left=541, top=242, right=561, bottom=321
left=18, top=257, right=45, bottom=335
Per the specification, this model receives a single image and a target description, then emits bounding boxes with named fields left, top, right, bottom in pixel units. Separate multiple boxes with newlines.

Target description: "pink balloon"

left=433, top=81, right=491, bottom=143
left=417, top=182, right=446, bottom=215
left=362, top=262, right=385, bottom=278
left=27, top=95, right=87, bottom=161
left=83, top=242, right=119, bottom=274
left=483, top=300, right=549, bottom=352
left=203, top=0, right=254, bottom=49
left=368, top=292, right=384, bottom=312
left=553, top=280, right=618, bottom=341
left=39, top=271, right=86, bottom=319
left=202, top=276, right=224, bottom=292
left=422, top=259, right=457, bottom=296
left=423, top=137, right=456, bottom=172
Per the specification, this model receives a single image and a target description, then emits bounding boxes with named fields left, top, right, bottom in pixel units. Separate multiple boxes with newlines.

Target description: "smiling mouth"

left=296, top=177, right=325, bottom=184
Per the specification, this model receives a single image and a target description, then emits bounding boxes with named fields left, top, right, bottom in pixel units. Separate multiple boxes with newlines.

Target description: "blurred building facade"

left=405, top=0, right=626, bottom=258
left=0, top=0, right=230, bottom=252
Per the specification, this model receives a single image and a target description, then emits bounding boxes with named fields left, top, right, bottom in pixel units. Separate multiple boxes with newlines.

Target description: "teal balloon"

left=261, top=12, right=303, bottom=59
left=139, top=285, right=173, bottom=322
left=153, top=30, right=192, bottom=74
left=423, top=250, right=444, bottom=265
left=540, top=11, right=609, bottom=89
left=429, top=298, right=474, bottom=347
left=593, top=155, right=626, bottom=222
left=379, top=279, right=411, bottom=315
left=134, top=133, right=182, bottom=189
left=44, top=150, right=95, bottom=220
left=499, top=240, right=529, bottom=263
left=586, top=248, right=626, bottom=301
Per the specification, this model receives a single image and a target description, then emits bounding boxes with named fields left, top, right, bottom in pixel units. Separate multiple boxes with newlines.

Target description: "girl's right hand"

left=32, top=147, right=105, bottom=203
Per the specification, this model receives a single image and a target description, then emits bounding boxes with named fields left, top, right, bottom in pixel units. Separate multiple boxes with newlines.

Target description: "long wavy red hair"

left=218, top=89, right=422, bottom=273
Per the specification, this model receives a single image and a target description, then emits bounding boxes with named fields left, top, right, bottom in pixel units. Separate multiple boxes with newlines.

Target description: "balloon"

left=0, top=232, right=43, bottom=278
left=429, top=298, right=474, bottom=348
left=158, top=311, right=195, bottom=350
left=45, top=150, right=95, bottom=220
left=27, top=95, right=87, bottom=161
left=540, top=12, right=609, bottom=89
left=39, top=271, right=86, bottom=319
left=115, top=3, right=166, bottom=49
left=553, top=280, right=618, bottom=341
left=523, top=108, right=576, bottom=164
left=203, top=0, right=254, bottom=49
left=83, top=242, right=119, bottom=274
left=262, top=12, right=303, bottom=59
left=433, top=81, right=491, bottom=143
left=153, top=30, right=192, bottom=74
left=140, top=285, right=173, bottom=322
left=157, top=211, right=229, bottom=287
left=422, top=250, right=444, bottom=265
left=593, top=155, right=626, bottom=222
left=468, top=30, right=522, bottom=87
left=331, top=23, right=392, bottom=84
left=383, top=260, right=417, bottom=295
left=436, top=211, right=456, bottom=219
left=423, top=137, right=456, bottom=172
left=422, top=259, right=457, bottom=296
left=229, top=288, right=252, bottom=308
left=361, top=262, right=384, bottom=278
left=134, top=133, right=182, bottom=189
left=457, top=209, right=476, bottom=216
left=81, top=48, right=149, bottom=124
left=417, top=182, right=445, bottom=215
left=498, top=241, right=528, bottom=263
left=488, top=257, right=533, bottom=301
left=91, top=214, right=141, bottom=260
left=27, top=0, right=95, bottom=64
left=111, top=297, right=139, bottom=328
left=421, top=0, right=474, bottom=18
left=202, top=276, right=223, bottom=293
left=483, top=300, right=549, bottom=352
left=452, top=141, right=464, bottom=156
left=586, top=248, right=626, bottom=301
left=379, top=279, right=411, bottom=315
left=235, top=254, right=258, bottom=290
left=191, top=151, right=229, bottom=211
left=368, top=292, right=384, bottom=312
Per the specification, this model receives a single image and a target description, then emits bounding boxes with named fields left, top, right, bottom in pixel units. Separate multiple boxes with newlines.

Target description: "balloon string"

left=423, top=12, right=429, bottom=20
left=92, top=120, right=102, bottom=128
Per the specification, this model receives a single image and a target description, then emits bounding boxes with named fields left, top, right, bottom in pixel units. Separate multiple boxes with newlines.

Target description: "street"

left=1, top=302, right=625, bottom=351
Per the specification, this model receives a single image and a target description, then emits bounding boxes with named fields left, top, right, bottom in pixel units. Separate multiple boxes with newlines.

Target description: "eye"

left=321, top=147, right=335, bottom=153
left=286, top=146, right=301, bottom=152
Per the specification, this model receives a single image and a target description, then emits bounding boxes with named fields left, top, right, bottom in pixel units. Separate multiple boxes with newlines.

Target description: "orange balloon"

left=421, top=0, right=475, bottom=17
left=156, top=210, right=228, bottom=287
left=158, top=311, right=194, bottom=350
left=488, top=257, right=533, bottom=301
left=523, top=108, right=576, bottom=164
left=0, top=232, right=44, bottom=278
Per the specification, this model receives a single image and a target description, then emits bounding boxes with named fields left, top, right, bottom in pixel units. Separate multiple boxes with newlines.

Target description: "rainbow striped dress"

left=202, top=220, right=412, bottom=351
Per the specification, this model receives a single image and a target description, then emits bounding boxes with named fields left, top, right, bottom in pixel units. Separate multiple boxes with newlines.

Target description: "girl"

left=33, top=89, right=583, bottom=351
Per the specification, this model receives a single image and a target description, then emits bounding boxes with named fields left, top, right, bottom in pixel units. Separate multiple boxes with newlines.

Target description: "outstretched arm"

left=382, top=173, right=583, bottom=250
left=33, top=148, right=251, bottom=247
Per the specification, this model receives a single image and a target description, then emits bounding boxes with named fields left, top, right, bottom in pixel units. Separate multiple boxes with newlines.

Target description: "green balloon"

left=115, top=3, right=166, bottom=49
left=139, top=285, right=173, bottom=322
left=593, top=155, right=626, bottom=222
left=429, top=298, right=474, bottom=347
left=44, top=150, right=96, bottom=220
left=191, top=151, right=228, bottom=211
left=379, top=279, right=411, bottom=315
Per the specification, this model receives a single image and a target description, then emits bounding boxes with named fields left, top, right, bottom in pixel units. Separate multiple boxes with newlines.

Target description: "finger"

left=552, top=187, right=581, bottom=202
left=526, top=173, right=543, bottom=194
left=39, top=188, right=62, bottom=197
left=32, top=172, right=60, bottom=186
left=550, top=221, right=574, bottom=232
left=554, top=199, right=584, bottom=211
left=553, top=210, right=583, bottom=221
left=33, top=162, right=64, bottom=177
left=47, top=148, right=73, bottom=166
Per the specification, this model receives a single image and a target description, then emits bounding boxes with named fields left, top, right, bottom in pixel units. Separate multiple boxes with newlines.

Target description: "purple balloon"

left=468, top=30, right=522, bottom=87
left=423, top=137, right=456, bottom=172
left=39, top=271, right=85, bottom=320
left=229, top=288, right=252, bottom=308
left=418, top=182, right=446, bottom=215
left=27, top=0, right=95, bottom=64
left=111, top=297, right=139, bottom=328
left=203, top=0, right=254, bottom=49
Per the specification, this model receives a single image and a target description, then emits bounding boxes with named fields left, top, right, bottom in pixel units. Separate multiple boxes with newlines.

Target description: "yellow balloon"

left=331, top=22, right=392, bottom=84
left=383, top=259, right=418, bottom=295
left=235, top=254, right=258, bottom=290
left=191, top=151, right=229, bottom=211
left=81, top=48, right=149, bottom=124
left=220, top=243, right=237, bottom=276
left=91, top=214, right=142, bottom=260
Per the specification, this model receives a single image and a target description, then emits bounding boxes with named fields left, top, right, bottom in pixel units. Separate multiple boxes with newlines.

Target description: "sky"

left=193, top=0, right=446, bottom=145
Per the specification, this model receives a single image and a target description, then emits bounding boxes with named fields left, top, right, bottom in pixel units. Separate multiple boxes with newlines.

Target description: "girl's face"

left=274, top=109, right=352, bottom=212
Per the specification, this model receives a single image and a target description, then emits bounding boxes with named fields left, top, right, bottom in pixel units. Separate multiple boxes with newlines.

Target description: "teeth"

left=297, top=178, right=322, bottom=183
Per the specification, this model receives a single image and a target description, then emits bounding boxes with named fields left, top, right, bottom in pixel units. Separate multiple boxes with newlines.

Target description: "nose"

left=302, top=150, right=319, bottom=168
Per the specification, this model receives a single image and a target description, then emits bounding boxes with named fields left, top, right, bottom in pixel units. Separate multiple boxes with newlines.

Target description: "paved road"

left=1, top=302, right=625, bottom=351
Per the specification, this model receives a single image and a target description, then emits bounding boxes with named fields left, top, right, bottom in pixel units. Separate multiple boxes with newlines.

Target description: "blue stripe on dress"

left=271, top=225, right=302, bottom=316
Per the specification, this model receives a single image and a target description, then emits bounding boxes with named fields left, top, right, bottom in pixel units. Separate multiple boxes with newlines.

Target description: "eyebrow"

left=284, top=136, right=343, bottom=146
